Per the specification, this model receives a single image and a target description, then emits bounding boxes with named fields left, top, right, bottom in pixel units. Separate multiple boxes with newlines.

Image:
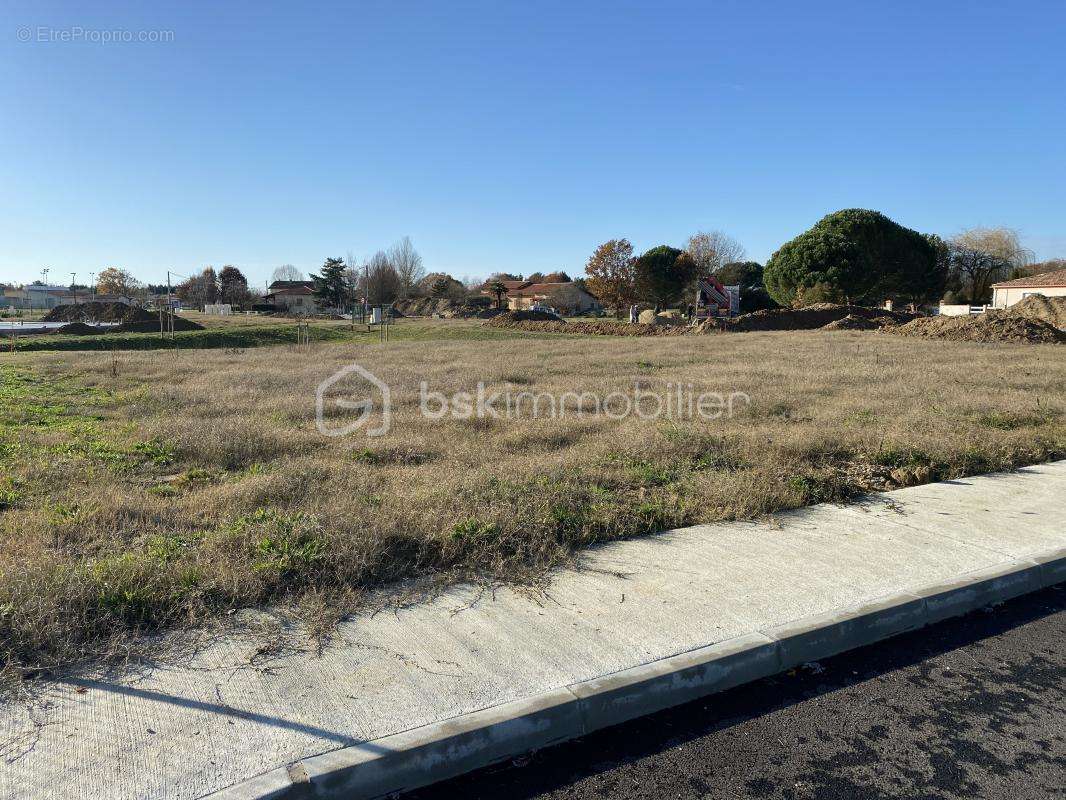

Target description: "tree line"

left=305, top=237, right=427, bottom=309
left=584, top=212, right=1050, bottom=313
left=584, top=230, right=772, bottom=313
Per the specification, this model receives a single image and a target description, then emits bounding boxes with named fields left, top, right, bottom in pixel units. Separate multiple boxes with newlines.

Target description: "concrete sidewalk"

left=2, top=462, right=1064, bottom=800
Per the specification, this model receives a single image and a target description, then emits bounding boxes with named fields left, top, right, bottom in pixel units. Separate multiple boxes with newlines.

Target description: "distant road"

left=410, top=585, right=1066, bottom=800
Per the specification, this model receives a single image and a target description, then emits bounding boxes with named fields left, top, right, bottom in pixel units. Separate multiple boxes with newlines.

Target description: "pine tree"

left=311, top=257, right=351, bottom=309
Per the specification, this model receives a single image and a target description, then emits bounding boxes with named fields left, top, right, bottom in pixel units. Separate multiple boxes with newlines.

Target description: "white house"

left=991, top=268, right=1066, bottom=308
left=264, top=281, right=319, bottom=314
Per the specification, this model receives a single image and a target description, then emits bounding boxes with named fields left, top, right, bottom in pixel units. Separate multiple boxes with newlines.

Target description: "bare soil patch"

left=1004, top=295, right=1066, bottom=330
left=821, top=314, right=900, bottom=331
left=889, top=313, right=1066, bottom=344
left=487, top=314, right=690, bottom=336
left=55, top=322, right=106, bottom=335
left=723, top=303, right=918, bottom=332
left=42, top=303, right=205, bottom=333
left=43, top=302, right=153, bottom=324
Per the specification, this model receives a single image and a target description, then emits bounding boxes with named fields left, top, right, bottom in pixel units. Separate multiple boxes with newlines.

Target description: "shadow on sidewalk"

left=409, top=583, right=1066, bottom=800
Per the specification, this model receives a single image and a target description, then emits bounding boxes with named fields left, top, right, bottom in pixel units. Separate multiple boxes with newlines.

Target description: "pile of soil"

left=55, top=322, right=105, bottom=335
left=393, top=297, right=492, bottom=318
left=113, top=316, right=204, bottom=333
left=43, top=302, right=155, bottom=324
left=1003, top=295, right=1066, bottom=330
left=486, top=314, right=691, bottom=337
left=821, top=314, right=899, bottom=331
left=888, top=313, right=1066, bottom=344
left=43, top=302, right=204, bottom=333
left=724, top=303, right=918, bottom=332
left=493, top=310, right=564, bottom=323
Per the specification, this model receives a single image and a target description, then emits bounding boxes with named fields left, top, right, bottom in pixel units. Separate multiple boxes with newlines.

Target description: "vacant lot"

left=4, top=316, right=556, bottom=352
left=1, top=325, right=1064, bottom=679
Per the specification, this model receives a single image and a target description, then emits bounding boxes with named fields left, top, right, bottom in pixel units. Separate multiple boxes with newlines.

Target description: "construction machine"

left=692, top=276, right=740, bottom=321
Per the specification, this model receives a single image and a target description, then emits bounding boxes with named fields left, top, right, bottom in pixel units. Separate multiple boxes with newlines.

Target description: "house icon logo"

left=316, top=363, right=391, bottom=438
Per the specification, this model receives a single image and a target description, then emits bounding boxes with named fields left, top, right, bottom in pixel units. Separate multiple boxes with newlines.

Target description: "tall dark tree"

left=310, top=257, right=352, bottom=309
left=764, top=209, right=941, bottom=307
left=634, top=245, right=698, bottom=306
left=217, top=265, right=250, bottom=305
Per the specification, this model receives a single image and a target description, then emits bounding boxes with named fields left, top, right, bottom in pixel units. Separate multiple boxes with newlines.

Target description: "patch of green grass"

left=974, top=410, right=1054, bottom=431
left=450, top=518, right=499, bottom=542
left=8, top=319, right=557, bottom=352
left=133, top=439, right=176, bottom=466
left=0, top=477, right=20, bottom=511
left=0, top=365, right=179, bottom=475
left=9, top=324, right=354, bottom=352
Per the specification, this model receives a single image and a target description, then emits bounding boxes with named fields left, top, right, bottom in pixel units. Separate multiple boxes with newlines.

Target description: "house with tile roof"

left=991, top=268, right=1066, bottom=308
left=264, top=280, right=319, bottom=314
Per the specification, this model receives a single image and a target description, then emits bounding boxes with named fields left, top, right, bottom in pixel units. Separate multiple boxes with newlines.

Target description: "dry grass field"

left=1, top=323, right=1064, bottom=679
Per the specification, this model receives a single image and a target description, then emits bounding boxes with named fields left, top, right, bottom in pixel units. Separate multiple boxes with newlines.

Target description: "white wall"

left=992, top=287, right=1066, bottom=308
left=938, top=304, right=987, bottom=316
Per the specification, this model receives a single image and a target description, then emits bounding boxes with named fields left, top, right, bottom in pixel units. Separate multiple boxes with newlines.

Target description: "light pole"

left=71, top=272, right=77, bottom=305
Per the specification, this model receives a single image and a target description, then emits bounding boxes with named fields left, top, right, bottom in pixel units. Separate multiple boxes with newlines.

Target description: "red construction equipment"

left=693, top=276, right=739, bottom=320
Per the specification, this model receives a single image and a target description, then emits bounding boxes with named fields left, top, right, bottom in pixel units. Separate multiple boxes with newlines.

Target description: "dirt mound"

left=726, top=303, right=918, bottom=332
left=888, top=312, right=1066, bottom=344
left=43, top=302, right=156, bottom=324
left=821, top=314, right=899, bottom=331
left=491, top=310, right=564, bottom=323
left=1002, top=295, right=1066, bottom=330
left=486, top=315, right=691, bottom=336
left=55, top=322, right=105, bottom=335
left=113, top=316, right=205, bottom=333
left=393, top=297, right=492, bottom=318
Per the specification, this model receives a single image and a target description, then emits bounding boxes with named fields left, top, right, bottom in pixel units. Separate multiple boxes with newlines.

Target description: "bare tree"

left=344, top=251, right=365, bottom=300
left=950, top=227, right=1034, bottom=304
left=685, top=231, right=746, bottom=275
left=953, top=227, right=1032, bottom=268
left=271, top=264, right=303, bottom=284
left=389, top=237, right=425, bottom=299
left=367, top=250, right=401, bottom=305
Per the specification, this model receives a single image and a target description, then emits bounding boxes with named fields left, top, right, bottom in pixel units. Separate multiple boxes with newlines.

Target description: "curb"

left=205, top=546, right=1066, bottom=800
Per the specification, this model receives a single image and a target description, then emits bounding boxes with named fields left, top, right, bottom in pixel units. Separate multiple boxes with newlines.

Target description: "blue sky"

left=2, top=0, right=1064, bottom=288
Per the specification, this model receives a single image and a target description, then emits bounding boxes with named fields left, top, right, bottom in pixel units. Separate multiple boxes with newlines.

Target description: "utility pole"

left=89, top=272, right=95, bottom=298
left=167, top=270, right=174, bottom=337
left=71, top=272, right=77, bottom=305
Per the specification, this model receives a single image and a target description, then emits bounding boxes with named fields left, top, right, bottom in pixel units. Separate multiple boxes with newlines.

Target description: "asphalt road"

left=409, top=585, right=1066, bottom=800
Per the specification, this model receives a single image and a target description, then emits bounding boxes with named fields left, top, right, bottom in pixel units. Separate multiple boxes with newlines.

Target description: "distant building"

left=505, top=282, right=600, bottom=314
left=991, top=269, right=1066, bottom=308
left=479, top=277, right=600, bottom=314
left=1, top=285, right=70, bottom=309
left=264, top=281, right=319, bottom=314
